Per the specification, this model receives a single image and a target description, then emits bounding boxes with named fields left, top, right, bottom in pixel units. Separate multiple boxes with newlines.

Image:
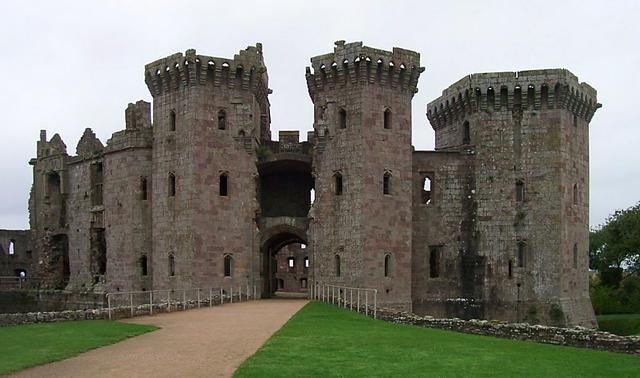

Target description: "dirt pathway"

left=12, top=299, right=307, bottom=378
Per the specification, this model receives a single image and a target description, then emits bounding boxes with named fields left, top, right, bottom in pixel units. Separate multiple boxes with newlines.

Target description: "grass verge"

left=597, top=313, right=640, bottom=336
left=235, top=302, right=640, bottom=377
left=0, top=320, right=157, bottom=375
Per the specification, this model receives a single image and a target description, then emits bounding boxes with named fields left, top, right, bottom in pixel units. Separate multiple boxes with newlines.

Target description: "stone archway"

left=259, top=225, right=308, bottom=298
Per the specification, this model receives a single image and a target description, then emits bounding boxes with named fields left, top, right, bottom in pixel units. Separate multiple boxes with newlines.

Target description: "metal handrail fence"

left=106, top=283, right=258, bottom=320
left=0, top=276, right=39, bottom=289
left=309, top=283, right=378, bottom=319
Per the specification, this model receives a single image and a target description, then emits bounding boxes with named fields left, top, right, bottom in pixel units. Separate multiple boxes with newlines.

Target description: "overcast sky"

left=0, top=0, right=638, bottom=230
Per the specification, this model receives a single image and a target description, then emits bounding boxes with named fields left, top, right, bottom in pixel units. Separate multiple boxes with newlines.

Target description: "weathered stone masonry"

left=2, top=41, right=600, bottom=327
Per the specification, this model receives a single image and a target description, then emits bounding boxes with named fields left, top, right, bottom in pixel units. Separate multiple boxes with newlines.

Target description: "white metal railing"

left=106, top=284, right=258, bottom=320
left=310, top=283, right=377, bottom=319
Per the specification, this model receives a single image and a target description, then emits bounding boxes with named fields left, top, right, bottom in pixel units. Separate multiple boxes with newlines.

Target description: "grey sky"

left=0, top=0, right=638, bottom=229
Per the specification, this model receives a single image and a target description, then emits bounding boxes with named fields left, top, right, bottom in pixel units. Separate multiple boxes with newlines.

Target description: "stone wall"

left=376, top=307, right=640, bottom=355
left=0, top=289, right=105, bottom=313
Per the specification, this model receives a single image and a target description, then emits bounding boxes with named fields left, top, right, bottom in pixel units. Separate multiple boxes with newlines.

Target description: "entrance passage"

left=260, top=229, right=307, bottom=298
left=272, top=243, right=308, bottom=297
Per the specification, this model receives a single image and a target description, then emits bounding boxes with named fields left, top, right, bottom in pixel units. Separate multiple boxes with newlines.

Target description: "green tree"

left=590, top=202, right=640, bottom=286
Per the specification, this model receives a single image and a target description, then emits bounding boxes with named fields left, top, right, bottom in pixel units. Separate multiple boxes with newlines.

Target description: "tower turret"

left=307, top=41, right=424, bottom=310
left=426, top=69, right=600, bottom=326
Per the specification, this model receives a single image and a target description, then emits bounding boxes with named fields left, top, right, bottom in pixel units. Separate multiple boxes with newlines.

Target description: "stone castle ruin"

left=0, top=41, right=600, bottom=327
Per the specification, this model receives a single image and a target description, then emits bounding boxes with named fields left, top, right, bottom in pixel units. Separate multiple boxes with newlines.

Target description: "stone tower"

left=143, top=45, right=270, bottom=291
left=426, top=70, right=599, bottom=326
left=307, top=41, right=423, bottom=310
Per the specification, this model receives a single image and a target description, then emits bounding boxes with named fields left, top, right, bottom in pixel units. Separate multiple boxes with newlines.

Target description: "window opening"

left=219, top=173, right=228, bottom=196
left=168, top=254, right=175, bottom=276
left=335, top=173, right=343, bottom=195
left=339, top=108, right=347, bottom=129
left=383, top=108, right=392, bottom=129
left=335, top=255, right=341, bottom=277
left=169, top=110, right=176, bottom=131
left=384, top=254, right=391, bottom=277
left=383, top=172, right=391, bottom=195
left=517, top=241, right=526, bottom=268
left=218, top=109, right=227, bottom=130
left=515, top=180, right=525, bottom=202
left=224, top=255, right=233, bottom=277
left=168, top=173, right=176, bottom=197
left=429, top=246, right=441, bottom=278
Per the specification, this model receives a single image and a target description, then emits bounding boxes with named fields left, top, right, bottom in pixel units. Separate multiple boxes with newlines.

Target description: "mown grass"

left=235, top=302, right=640, bottom=378
left=597, top=313, right=640, bottom=336
left=0, top=320, right=157, bottom=375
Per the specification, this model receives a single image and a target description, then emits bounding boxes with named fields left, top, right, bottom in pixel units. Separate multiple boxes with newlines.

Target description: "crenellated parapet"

left=144, top=44, right=269, bottom=97
left=305, top=40, right=425, bottom=98
left=427, top=69, right=601, bottom=130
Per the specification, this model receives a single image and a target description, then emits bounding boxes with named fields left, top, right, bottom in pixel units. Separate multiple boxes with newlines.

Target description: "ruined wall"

left=426, top=69, right=599, bottom=327
left=0, top=230, right=33, bottom=280
left=28, top=132, right=70, bottom=289
left=411, top=151, right=477, bottom=318
left=308, top=41, right=423, bottom=310
left=144, top=46, right=267, bottom=291
left=274, top=243, right=309, bottom=292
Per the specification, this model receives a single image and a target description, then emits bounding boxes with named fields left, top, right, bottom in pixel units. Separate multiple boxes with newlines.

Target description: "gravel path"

left=12, top=299, right=308, bottom=378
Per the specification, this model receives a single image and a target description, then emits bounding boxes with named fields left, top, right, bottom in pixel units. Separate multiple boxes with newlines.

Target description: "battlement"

left=427, top=69, right=601, bottom=130
left=306, top=41, right=424, bottom=97
left=144, top=44, right=269, bottom=97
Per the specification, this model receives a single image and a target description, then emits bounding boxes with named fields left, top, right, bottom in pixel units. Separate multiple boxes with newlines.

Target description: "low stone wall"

left=0, top=289, right=106, bottom=313
left=376, top=308, right=640, bottom=355
left=0, top=294, right=241, bottom=326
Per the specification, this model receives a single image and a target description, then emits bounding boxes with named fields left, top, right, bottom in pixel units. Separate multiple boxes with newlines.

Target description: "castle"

left=1, top=41, right=600, bottom=327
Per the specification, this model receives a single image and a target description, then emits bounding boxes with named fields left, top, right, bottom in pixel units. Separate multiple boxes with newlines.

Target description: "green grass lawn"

left=0, top=320, right=157, bottom=375
left=597, top=314, right=640, bottom=336
left=236, top=302, right=640, bottom=378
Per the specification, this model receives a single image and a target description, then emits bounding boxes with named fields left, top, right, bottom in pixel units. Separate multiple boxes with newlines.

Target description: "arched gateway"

left=256, top=140, right=313, bottom=297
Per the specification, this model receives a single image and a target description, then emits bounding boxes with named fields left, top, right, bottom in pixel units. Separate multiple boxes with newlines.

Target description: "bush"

left=591, top=276, right=640, bottom=314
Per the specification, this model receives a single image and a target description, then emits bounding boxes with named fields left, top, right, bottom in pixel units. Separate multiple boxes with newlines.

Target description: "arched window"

left=384, top=254, right=391, bottom=277
left=304, top=256, right=309, bottom=269
left=517, top=241, right=526, bottom=268
left=8, top=240, right=15, bottom=255
left=541, top=84, right=549, bottom=107
left=554, top=83, right=562, bottom=107
left=383, top=172, right=391, bottom=195
left=334, top=173, right=343, bottom=195
left=168, top=254, right=175, bottom=277
left=573, top=243, right=578, bottom=269
left=219, top=173, right=228, bottom=196
left=224, top=255, right=233, bottom=277
left=487, top=87, right=495, bottom=109
left=169, top=110, right=176, bottom=131
left=527, top=84, right=535, bottom=108
left=573, top=184, right=578, bottom=205
left=463, top=121, right=470, bottom=145
left=140, top=255, right=148, bottom=276
left=335, top=255, right=341, bottom=277
left=218, top=109, right=227, bottom=130
left=339, top=108, right=347, bottom=129
left=500, top=86, right=508, bottom=109
left=168, top=173, right=176, bottom=197
left=383, top=108, right=392, bottom=129
left=515, top=180, right=525, bottom=202
left=422, top=175, right=432, bottom=204
left=513, top=85, right=522, bottom=110
left=140, top=177, right=148, bottom=201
